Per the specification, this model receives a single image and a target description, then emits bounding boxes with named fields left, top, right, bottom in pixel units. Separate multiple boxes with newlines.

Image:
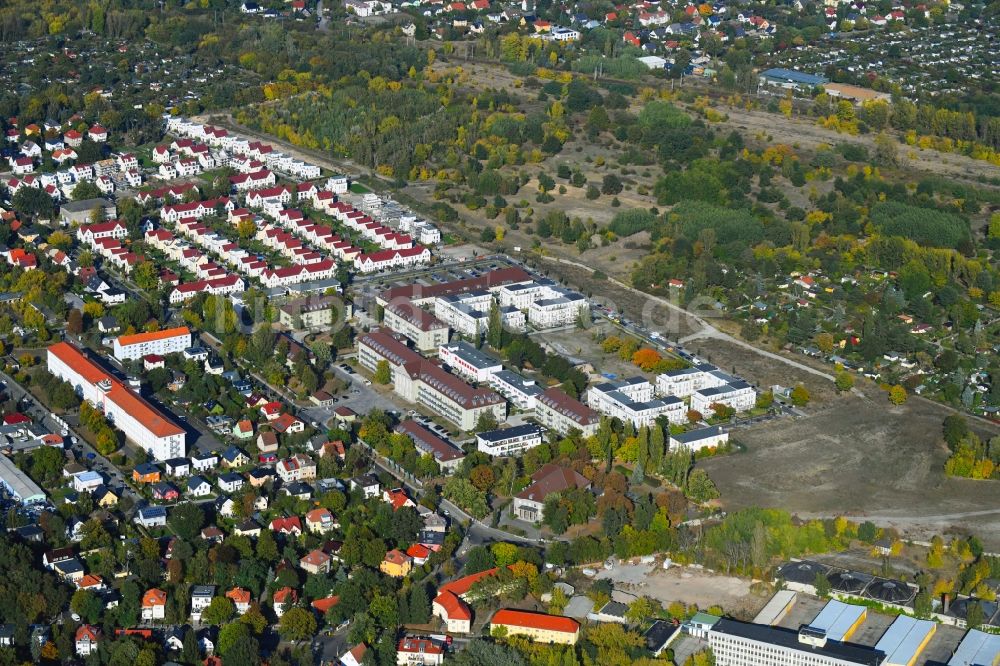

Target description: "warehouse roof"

left=711, top=619, right=882, bottom=666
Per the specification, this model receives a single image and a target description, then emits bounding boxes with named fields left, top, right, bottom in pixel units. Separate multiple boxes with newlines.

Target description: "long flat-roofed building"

left=873, top=616, right=936, bottom=666
left=437, top=341, right=502, bottom=383
left=0, top=454, right=45, bottom=504
left=383, top=301, right=449, bottom=352
left=112, top=326, right=192, bottom=361
left=669, top=426, right=729, bottom=452
left=690, top=380, right=756, bottom=414
left=535, top=387, right=600, bottom=437
left=48, top=342, right=185, bottom=460
left=706, top=617, right=883, bottom=666
left=806, top=600, right=867, bottom=643
left=947, top=629, right=1000, bottom=666
left=396, top=419, right=465, bottom=473
left=487, top=369, right=543, bottom=411
left=587, top=377, right=685, bottom=426
left=476, top=424, right=545, bottom=456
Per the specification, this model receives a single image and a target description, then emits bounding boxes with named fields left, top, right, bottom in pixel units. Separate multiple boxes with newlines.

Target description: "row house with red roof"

left=354, top=246, right=431, bottom=273
left=246, top=185, right=293, bottom=216
left=168, top=274, right=246, bottom=304
left=230, top=169, right=276, bottom=192
left=77, top=220, right=127, bottom=246
left=134, top=183, right=198, bottom=206
left=160, top=197, right=234, bottom=223
left=259, top=259, right=337, bottom=288
left=92, top=237, right=141, bottom=274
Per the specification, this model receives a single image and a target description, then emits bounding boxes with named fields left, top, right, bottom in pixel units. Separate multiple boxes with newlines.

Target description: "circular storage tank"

left=866, top=579, right=914, bottom=604
left=827, top=570, right=872, bottom=594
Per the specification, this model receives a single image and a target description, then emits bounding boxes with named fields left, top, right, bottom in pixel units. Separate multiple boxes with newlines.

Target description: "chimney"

left=942, top=593, right=951, bottom=614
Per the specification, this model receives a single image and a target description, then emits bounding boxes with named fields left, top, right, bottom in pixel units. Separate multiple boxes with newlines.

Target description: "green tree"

left=168, top=503, right=204, bottom=541
left=790, top=385, right=810, bottom=406
left=71, top=181, right=102, bottom=201
left=487, top=301, right=503, bottom=350
left=601, top=174, right=623, bottom=195
left=686, top=469, right=719, bottom=503
left=181, top=626, right=199, bottom=663
left=12, top=187, right=55, bottom=219
left=278, top=607, right=318, bottom=642
left=373, top=360, right=392, bottom=385
left=834, top=371, right=854, bottom=392
left=201, top=596, right=235, bottom=625
left=71, top=589, right=104, bottom=624
left=475, top=410, right=499, bottom=433
left=408, top=584, right=430, bottom=624
left=888, top=385, right=907, bottom=405
left=814, top=571, right=832, bottom=597
left=132, top=262, right=160, bottom=291
left=218, top=622, right=252, bottom=656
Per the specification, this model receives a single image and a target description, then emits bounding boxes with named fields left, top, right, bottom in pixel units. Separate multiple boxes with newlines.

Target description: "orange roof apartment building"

left=47, top=342, right=185, bottom=461
left=112, top=326, right=192, bottom=361
left=490, top=609, right=580, bottom=644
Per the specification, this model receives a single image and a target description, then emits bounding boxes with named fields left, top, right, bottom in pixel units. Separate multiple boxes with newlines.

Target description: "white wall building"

left=476, top=424, right=545, bottom=456
left=587, top=377, right=686, bottom=427
left=487, top=370, right=543, bottom=411
left=437, top=341, right=503, bottom=383
left=690, top=381, right=756, bottom=415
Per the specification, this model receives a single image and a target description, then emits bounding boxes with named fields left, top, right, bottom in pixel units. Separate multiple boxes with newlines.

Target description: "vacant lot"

left=701, top=394, right=1000, bottom=549
left=596, top=562, right=762, bottom=617
left=531, top=320, right=654, bottom=379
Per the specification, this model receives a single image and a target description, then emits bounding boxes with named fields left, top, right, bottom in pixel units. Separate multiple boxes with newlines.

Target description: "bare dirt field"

left=595, top=562, right=763, bottom=616
left=531, top=322, right=647, bottom=380
left=701, top=394, right=1000, bottom=549
left=717, top=104, right=1000, bottom=187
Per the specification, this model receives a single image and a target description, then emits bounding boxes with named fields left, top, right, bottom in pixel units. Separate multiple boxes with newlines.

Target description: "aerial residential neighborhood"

left=0, top=0, right=997, bottom=663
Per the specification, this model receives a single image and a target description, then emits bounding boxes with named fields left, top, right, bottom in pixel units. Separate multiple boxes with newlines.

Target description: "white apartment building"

left=690, top=381, right=757, bottom=415
left=487, top=369, right=543, bottom=411
left=669, top=426, right=729, bottom=452
left=476, top=424, right=545, bottom=456
left=437, top=341, right=503, bottom=383
left=413, top=362, right=507, bottom=431
left=357, top=329, right=425, bottom=385
left=497, top=280, right=589, bottom=330
left=497, top=281, right=551, bottom=310
left=48, top=342, right=185, bottom=461
left=656, top=363, right=735, bottom=398
left=587, top=377, right=686, bottom=427
left=434, top=292, right=492, bottom=337
left=528, top=289, right=588, bottom=329
left=112, top=326, right=193, bottom=362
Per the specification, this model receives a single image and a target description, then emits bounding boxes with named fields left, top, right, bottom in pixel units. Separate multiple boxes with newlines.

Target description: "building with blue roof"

left=759, top=68, right=828, bottom=90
